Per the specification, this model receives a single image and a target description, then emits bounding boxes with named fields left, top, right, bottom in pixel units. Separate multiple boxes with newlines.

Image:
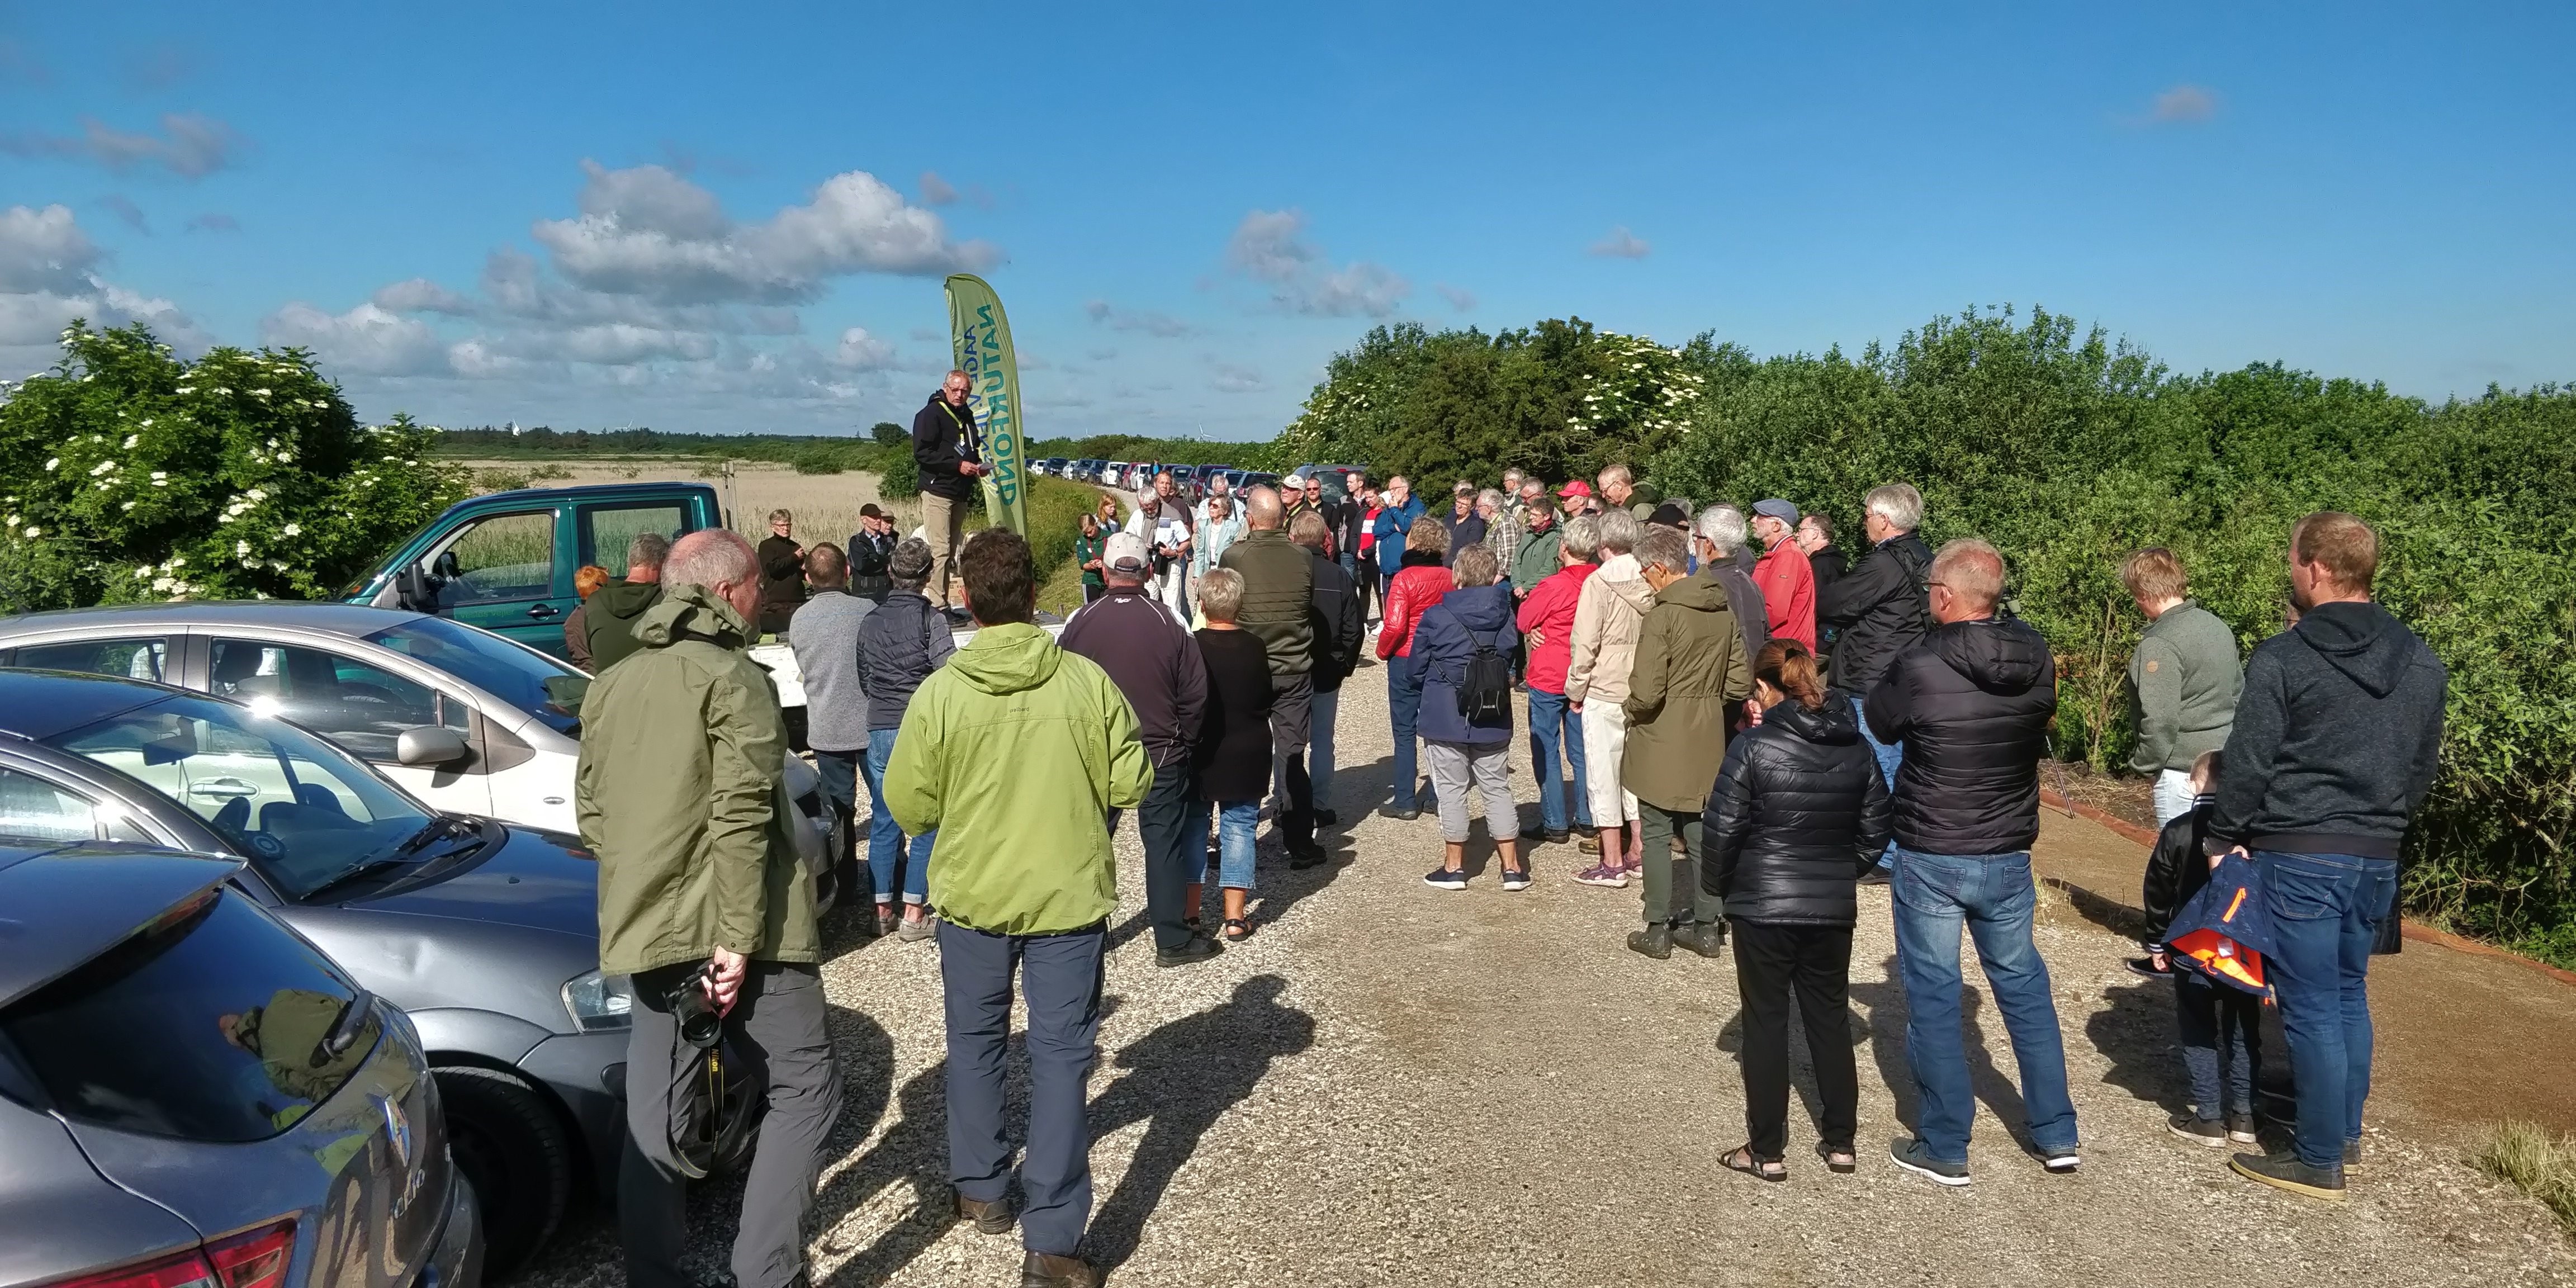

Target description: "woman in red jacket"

left=1376, top=514, right=1455, bottom=820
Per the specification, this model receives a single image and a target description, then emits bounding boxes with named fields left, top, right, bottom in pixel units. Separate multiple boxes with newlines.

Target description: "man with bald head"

left=913, top=367, right=992, bottom=614
left=577, top=527, right=840, bottom=1288
left=1220, top=485, right=1324, bottom=865
left=1862, top=537, right=2076, bottom=1188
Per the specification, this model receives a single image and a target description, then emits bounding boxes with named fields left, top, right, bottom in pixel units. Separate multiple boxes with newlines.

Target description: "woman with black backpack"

left=1413, top=544, right=1526, bottom=892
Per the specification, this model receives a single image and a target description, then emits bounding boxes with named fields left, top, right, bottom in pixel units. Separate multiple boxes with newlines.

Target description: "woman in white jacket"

left=1563, top=508, right=1657, bottom=887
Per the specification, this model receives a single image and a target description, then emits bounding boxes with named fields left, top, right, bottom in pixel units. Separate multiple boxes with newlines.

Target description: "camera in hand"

left=669, top=963, right=722, bottom=1049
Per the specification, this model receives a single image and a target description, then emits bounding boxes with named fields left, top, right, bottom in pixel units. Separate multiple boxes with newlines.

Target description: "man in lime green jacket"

left=574, top=531, right=837, bottom=1288
left=883, top=528, right=1149, bottom=1288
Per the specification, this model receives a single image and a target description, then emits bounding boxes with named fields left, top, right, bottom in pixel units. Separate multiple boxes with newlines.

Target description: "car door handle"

left=188, top=777, right=259, bottom=798
left=526, top=603, right=560, bottom=619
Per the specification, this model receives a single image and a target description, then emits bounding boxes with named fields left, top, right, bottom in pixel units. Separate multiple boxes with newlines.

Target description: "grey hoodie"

left=2210, top=600, right=2447, bottom=859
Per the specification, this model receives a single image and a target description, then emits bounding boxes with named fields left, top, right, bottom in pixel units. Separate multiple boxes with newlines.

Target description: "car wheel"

left=437, top=1065, right=572, bottom=1278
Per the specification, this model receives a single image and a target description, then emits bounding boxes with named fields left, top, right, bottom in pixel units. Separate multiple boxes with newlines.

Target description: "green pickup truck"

left=341, top=481, right=724, bottom=660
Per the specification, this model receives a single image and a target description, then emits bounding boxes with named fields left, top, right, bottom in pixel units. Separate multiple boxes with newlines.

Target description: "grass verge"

left=2470, top=1121, right=2576, bottom=1237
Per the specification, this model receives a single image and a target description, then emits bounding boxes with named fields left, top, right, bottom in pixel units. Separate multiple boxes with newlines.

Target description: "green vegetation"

left=0, top=323, right=466, bottom=609
left=1287, top=306, right=2576, bottom=966
left=1026, top=433, right=1290, bottom=473
left=2472, top=1121, right=2576, bottom=1237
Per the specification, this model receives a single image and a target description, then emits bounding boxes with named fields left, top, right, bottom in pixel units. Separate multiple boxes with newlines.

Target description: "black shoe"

left=1890, top=1136, right=1971, bottom=1187
left=2227, top=1112, right=2260, bottom=1145
left=1670, top=921, right=1727, bottom=959
left=1154, top=935, right=1224, bottom=968
left=1287, top=842, right=1328, bottom=870
left=1857, top=866, right=1892, bottom=887
left=1020, top=1251, right=1098, bottom=1288
left=953, top=1190, right=1015, bottom=1234
left=1389, top=806, right=1421, bottom=821
left=1315, top=808, right=1339, bottom=826
left=2229, top=1149, right=2346, bottom=1201
left=2125, top=955, right=2172, bottom=979
left=1627, top=924, right=1673, bottom=960
left=2343, top=1138, right=2363, bottom=1171
left=2168, top=1113, right=2227, bottom=1148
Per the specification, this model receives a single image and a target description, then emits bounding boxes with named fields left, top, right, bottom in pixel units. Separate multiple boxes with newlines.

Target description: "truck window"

left=434, top=510, right=556, bottom=607
left=581, top=503, right=687, bottom=569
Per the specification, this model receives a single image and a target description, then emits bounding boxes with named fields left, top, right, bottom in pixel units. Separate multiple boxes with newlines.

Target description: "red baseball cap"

left=1556, top=480, right=1594, bottom=498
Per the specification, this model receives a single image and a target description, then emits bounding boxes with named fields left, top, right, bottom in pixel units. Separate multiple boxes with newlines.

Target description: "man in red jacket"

left=1750, top=499, right=1817, bottom=652
left=1516, top=514, right=1600, bottom=846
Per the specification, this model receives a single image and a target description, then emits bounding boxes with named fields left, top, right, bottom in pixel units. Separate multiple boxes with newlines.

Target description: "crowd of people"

left=566, top=375, right=2449, bottom=1285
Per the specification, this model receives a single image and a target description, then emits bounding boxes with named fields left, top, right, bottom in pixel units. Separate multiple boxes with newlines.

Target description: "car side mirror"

left=396, top=726, right=471, bottom=767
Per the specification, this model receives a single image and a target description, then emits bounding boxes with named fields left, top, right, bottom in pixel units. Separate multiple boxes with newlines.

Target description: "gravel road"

left=517, top=656, right=2576, bottom=1287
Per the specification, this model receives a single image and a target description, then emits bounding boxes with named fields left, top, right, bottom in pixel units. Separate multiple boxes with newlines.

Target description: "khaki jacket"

left=1623, top=571, right=1753, bottom=812
left=1565, top=553, right=1655, bottom=708
left=577, top=584, right=816, bottom=975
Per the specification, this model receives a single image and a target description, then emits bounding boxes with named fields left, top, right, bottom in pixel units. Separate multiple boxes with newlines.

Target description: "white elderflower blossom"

left=281, top=523, right=301, bottom=537
left=22, top=526, right=39, bottom=538
left=123, top=435, right=139, bottom=448
left=43, top=458, right=58, bottom=471
left=89, top=460, right=114, bottom=476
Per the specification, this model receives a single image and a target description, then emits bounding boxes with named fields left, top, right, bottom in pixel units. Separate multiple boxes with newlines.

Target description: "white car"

left=0, top=602, right=840, bottom=883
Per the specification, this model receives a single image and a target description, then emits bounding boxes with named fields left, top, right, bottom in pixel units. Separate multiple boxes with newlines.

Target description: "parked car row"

left=0, top=600, right=826, bottom=1281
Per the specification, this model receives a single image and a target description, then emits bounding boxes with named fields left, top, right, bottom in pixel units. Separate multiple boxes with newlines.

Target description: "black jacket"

left=856, top=591, right=957, bottom=731
left=757, top=534, right=806, bottom=614
left=1807, top=543, right=1850, bottom=666
left=1818, top=532, right=1932, bottom=695
left=583, top=579, right=662, bottom=673
left=911, top=392, right=982, bottom=502
left=846, top=528, right=894, bottom=601
left=2141, top=799, right=2217, bottom=948
left=1446, top=513, right=1488, bottom=567
left=1192, top=628, right=1275, bottom=801
left=1060, top=585, right=1206, bottom=769
left=1863, top=615, right=2057, bottom=855
left=2210, top=600, right=2447, bottom=860
left=1306, top=550, right=1363, bottom=693
left=1329, top=497, right=1366, bottom=561
left=1700, top=700, right=1893, bottom=925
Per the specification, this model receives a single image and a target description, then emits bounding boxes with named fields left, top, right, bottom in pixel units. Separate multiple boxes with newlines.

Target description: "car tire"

left=437, top=1065, right=572, bottom=1278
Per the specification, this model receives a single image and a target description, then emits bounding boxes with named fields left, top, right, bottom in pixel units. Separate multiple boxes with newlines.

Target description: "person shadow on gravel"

left=1081, top=974, right=1315, bottom=1277
left=1845, top=955, right=2035, bottom=1151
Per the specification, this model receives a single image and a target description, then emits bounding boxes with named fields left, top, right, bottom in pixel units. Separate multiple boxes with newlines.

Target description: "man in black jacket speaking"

left=913, top=369, right=989, bottom=614
left=1819, top=482, right=1934, bottom=878
left=1864, top=537, right=2078, bottom=1188
left=2211, top=512, right=2446, bottom=1204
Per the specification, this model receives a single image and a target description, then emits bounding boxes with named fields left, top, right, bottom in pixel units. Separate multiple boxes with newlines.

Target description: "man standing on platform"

left=912, top=368, right=989, bottom=614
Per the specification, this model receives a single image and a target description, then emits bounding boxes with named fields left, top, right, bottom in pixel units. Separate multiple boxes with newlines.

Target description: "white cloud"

left=372, top=277, right=475, bottom=315
left=100, top=195, right=148, bottom=234
left=182, top=212, right=239, bottom=234
left=0, top=203, right=202, bottom=347
left=1434, top=283, right=1478, bottom=312
left=1208, top=359, right=1266, bottom=394
left=532, top=160, right=997, bottom=305
left=0, top=113, right=244, bottom=179
left=1223, top=209, right=1409, bottom=317
left=261, top=301, right=456, bottom=376
left=1588, top=226, right=1651, bottom=259
left=920, top=171, right=959, bottom=205
left=2151, top=83, right=2220, bottom=124
left=833, top=326, right=896, bottom=369
left=1085, top=299, right=1193, bottom=337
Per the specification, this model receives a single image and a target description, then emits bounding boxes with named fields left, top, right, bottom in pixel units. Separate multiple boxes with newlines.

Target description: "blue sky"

left=4, top=1, right=2570, bottom=442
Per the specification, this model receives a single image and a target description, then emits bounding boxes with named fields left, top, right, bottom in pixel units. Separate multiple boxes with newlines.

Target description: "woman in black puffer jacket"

left=1701, top=638, right=1891, bottom=1180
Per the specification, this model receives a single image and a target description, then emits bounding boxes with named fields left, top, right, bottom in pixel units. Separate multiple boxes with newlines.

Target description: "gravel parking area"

left=517, top=658, right=2576, bottom=1287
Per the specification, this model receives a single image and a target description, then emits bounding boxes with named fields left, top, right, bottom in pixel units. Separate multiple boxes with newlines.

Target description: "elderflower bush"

left=0, top=322, right=468, bottom=610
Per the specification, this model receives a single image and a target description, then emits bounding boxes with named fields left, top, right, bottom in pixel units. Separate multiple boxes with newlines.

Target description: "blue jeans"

left=812, top=748, right=864, bottom=897
left=1388, top=652, right=1425, bottom=811
left=939, top=921, right=1105, bottom=1257
left=1525, top=686, right=1590, bottom=832
left=863, top=728, right=933, bottom=905
left=1890, top=847, right=2080, bottom=1164
left=1851, top=694, right=1901, bottom=868
left=2175, top=968, right=2264, bottom=1120
left=2259, top=850, right=2397, bottom=1169
left=1309, top=685, right=1339, bottom=813
left=1183, top=798, right=1260, bottom=889
left=1135, top=761, right=1197, bottom=951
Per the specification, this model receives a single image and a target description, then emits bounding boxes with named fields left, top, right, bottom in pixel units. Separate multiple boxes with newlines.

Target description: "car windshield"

left=44, top=693, right=434, bottom=899
left=367, top=615, right=582, bottom=735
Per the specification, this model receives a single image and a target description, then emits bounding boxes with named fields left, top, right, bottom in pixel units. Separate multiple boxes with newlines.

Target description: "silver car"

left=0, top=601, right=841, bottom=902
left=0, top=841, right=481, bottom=1288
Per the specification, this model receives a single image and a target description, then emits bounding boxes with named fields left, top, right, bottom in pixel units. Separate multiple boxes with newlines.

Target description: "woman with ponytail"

left=1700, top=638, right=1891, bottom=1181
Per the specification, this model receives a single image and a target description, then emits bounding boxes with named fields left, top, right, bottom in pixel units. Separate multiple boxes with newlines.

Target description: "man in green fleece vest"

left=884, top=528, right=1150, bottom=1288
left=2122, top=547, right=2244, bottom=825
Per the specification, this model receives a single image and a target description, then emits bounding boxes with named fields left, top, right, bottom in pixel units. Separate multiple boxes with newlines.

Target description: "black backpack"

left=1456, top=626, right=1513, bottom=723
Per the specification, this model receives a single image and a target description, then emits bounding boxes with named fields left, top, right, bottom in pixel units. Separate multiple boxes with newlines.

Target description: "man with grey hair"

left=1819, top=482, right=1934, bottom=879
left=1693, top=505, right=1770, bottom=684
left=1597, top=462, right=1643, bottom=518
left=1863, top=537, right=2077, bottom=1186
left=1621, top=525, right=1749, bottom=957
left=913, top=368, right=991, bottom=614
left=1221, top=485, right=1324, bottom=865
left=585, top=530, right=671, bottom=673
left=579, top=527, right=840, bottom=1288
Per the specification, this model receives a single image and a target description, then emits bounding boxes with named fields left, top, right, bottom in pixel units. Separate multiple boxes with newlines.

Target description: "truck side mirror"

left=395, top=726, right=471, bottom=767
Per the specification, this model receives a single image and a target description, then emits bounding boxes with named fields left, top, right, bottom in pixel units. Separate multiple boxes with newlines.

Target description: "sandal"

left=1221, top=916, right=1252, bottom=941
left=1721, top=1144, right=1787, bottom=1183
left=1815, top=1143, right=1857, bottom=1175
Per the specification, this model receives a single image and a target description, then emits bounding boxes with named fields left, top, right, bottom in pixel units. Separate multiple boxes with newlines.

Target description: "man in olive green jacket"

left=883, top=528, right=1149, bottom=1288
left=1219, top=485, right=1323, bottom=863
left=574, top=531, right=838, bottom=1288
left=1622, top=527, right=1751, bottom=961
